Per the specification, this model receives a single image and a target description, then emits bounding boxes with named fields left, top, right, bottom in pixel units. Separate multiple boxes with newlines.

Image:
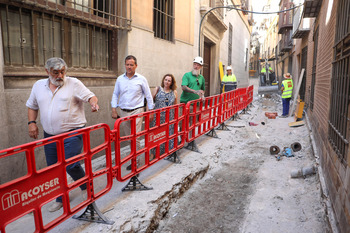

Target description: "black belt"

left=120, top=107, right=143, bottom=112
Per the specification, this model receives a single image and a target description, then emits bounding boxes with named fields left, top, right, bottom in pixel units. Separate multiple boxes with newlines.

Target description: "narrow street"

left=49, top=79, right=329, bottom=233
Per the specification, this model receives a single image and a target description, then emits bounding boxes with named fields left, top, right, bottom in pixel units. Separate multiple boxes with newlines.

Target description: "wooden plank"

left=289, top=68, right=305, bottom=117
left=288, top=121, right=305, bottom=127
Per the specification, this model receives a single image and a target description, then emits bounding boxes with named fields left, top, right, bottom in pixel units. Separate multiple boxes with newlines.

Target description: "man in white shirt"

left=26, top=57, right=99, bottom=212
left=111, top=55, right=154, bottom=169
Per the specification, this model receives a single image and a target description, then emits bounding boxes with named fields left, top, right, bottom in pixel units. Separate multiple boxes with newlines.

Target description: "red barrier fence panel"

left=247, top=85, right=254, bottom=105
left=236, top=88, right=247, bottom=111
left=113, top=104, right=186, bottom=182
left=185, top=94, right=221, bottom=142
left=233, top=89, right=239, bottom=114
left=0, top=124, right=112, bottom=233
left=220, top=90, right=236, bottom=124
left=243, top=87, right=249, bottom=109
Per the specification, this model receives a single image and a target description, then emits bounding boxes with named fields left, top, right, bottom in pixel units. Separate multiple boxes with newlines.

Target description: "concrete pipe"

left=270, top=145, right=280, bottom=155
left=291, top=142, right=302, bottom=152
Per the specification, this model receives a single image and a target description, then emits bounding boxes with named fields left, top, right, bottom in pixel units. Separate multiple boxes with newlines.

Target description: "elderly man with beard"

left=26, top=57, right=99, bottom=212
left=180, top=56, right=206, bottom=104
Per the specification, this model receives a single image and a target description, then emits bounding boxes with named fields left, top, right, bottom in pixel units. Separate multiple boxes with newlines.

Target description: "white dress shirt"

left=26, top=77, right=95, bottom=135
left=111, top=72, right=154, bottom=110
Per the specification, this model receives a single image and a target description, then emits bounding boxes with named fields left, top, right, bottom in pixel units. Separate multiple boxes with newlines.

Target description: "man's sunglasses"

left=196, top=78, right=199, bottom=86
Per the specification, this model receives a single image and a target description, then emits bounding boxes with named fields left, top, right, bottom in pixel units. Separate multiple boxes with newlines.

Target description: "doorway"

left=203, top=42, right=212, bottom=97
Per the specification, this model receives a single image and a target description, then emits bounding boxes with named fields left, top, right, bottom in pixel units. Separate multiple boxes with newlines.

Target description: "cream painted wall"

left=175, top=0, right=194, bottom=44
left=132, top=0, right=153, bottom=30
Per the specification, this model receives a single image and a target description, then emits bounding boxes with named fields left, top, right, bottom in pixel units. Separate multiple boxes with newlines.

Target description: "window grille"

left=153, top=0, right=174, bottom=41
left=10, top=0, right=131, bottom=29
left=328, top=0, right=350, bottom=164
left=310, top=27, right=318, bottom=110
left=0, top=2, right=123, bottom=71
left=300, top=46, right=307, bottom=101
left=228, top=23, right=232, bottom=66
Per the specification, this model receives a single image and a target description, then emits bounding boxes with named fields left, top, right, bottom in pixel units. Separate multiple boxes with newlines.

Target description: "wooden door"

left=203, top=42, right=211, bottom=97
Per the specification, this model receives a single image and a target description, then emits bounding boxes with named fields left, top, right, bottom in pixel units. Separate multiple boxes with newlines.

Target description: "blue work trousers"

left=282, top=98, right=291, bottom=116
left=44, top=131, right=86, bottom=203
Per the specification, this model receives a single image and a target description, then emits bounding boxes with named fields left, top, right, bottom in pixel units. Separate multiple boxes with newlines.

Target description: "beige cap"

left=284, top=73, right=292, bottom=78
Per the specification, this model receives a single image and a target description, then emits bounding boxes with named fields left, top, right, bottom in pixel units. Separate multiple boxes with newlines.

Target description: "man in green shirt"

left=180, top=56, right=205, bottom=103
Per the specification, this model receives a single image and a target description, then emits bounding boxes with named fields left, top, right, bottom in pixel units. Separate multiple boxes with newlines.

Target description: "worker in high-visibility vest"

left=261, top=66, right=273, bottom=74
left=221, top=66, right=237, bottom=92
left=280, top=73, right=293, bottom=117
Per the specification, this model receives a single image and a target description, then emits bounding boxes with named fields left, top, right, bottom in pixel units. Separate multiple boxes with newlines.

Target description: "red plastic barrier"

left=220, top=89, right=236, bottom=124
left=0, top=124, right=112, bottom=233
left=247, top=85, right=254, bottom=105
left=236, top=87, right=247, bottom=111
left=113, top=104, right=186, bottom=182
left=185, top=94, right=221, bottom=142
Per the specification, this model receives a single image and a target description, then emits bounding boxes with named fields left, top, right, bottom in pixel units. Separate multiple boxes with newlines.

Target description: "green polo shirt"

left=180, top=71, right=205, bottom=103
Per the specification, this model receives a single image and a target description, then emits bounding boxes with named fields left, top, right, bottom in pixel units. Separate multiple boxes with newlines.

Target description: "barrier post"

left=72, top=202, right=114, bottom=224
left=164, top=151, right=181, bottom=163
left=121, top=175, right=153, bottom=192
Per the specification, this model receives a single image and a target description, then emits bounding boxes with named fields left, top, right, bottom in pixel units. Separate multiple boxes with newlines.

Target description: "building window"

left=328, top=0, right=350, bottom=164
left=153, top=0, right=174, bottom=41
left=0, top=4, right=114, bottom=71
left=228, top=23, right=232, bottom=65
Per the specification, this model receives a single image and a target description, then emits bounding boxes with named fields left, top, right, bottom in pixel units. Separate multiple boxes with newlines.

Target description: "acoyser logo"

left=1, top=178, right=60, bottom=210
left=201, top=113, right=210, bottom=120
left=149, top=131, right=166, bottom=143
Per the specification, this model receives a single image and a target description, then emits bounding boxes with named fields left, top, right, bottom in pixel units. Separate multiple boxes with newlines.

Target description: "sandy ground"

left=8, top=79, right=329, bottom=232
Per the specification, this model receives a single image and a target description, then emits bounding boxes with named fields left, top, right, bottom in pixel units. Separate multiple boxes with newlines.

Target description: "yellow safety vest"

left=222, top=74, right=237, bottom=82
left=282, top=79, right=293, bottom=98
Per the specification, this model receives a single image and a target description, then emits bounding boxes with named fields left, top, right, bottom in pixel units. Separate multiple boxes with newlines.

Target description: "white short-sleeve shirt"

left=26, top=77, right=95, bottom=135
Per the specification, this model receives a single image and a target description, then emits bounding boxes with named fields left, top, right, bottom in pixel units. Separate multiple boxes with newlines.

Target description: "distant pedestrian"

left=221, top=65, right=237, bottom=92
left=180, top=56, right=205, bottom=103
left=111, top=55, right=154, bottom=169
left=280, top=73, right=293, bottom=117
left=150, top=74, right=178, bottom=159
left=26, top=57, right=99, bottom=212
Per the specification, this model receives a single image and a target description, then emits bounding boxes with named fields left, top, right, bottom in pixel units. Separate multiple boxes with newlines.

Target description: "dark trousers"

left=282, top=98, right=291, bottom=116
left=44, top=131, right=86, bottom=202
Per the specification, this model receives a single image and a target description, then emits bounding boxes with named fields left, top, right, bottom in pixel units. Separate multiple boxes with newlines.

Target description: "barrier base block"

left=164, top=152, right=181, bottom=164
left=206, top=129, right=219, bottom=138
left=243, top=108, right=251, bottom=115
left=72, top=202, right=114, bottom=225
left=122, top=175, right=153, bottom=192
left=217, top=123, right=230, bottom=131
left=184, top=141, right=201, bottom=153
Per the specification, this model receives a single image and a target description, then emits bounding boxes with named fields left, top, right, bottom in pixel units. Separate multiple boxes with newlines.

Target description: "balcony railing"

left=9, top=0, right=131, bottom=30
left=278, top=1, right=293, bottom=34
left=279, top=30, right=293, bottom=53
left=304, top=0, right=322, bottom=18
left=277, top=41, right=283, bottom=56
left=292, top=5, right=310, bottom=38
